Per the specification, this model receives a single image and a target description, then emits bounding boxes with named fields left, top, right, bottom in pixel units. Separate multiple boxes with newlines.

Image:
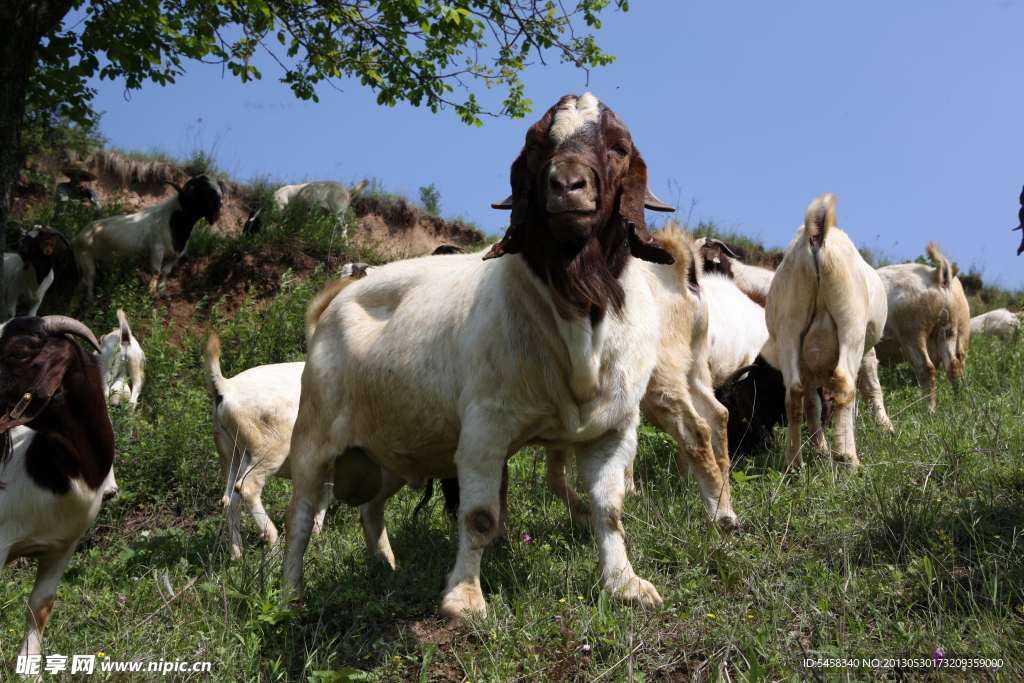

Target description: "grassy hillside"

left=1, top=187, right=1022, bottom=681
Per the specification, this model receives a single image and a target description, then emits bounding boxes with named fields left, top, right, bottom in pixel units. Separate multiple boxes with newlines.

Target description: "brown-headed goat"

left=0, top=316, right=115, bottom=665
left=4, top=226, right=73, bottom=318
left=284, top=93, right=676, bottom=620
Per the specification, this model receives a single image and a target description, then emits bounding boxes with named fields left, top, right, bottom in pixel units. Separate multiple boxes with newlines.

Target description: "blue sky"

left=77, top=1, right=1024, bottom=287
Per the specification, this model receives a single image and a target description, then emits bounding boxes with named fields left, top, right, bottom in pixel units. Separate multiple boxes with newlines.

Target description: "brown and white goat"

left=0, top=316, right=116, bottom=665
left=763, top=193, right=892, bottom=471
left=72, top=175, right=222, bottom=301
left=3, top=226, right=73, bottom=318
left=284, top=93, right=677, bottom=620
left=873, top=243, right=970, bottom=411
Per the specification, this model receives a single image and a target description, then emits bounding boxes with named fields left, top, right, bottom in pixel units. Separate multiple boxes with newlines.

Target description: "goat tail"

left=926, top=241, right=954, bottom=288
left=116, top=308, right=132, bottom=345
left=652, top=219, right=701, bottom=288
left=805, top=192, right=837, bottom=249
left=350, top=179, right=370, bottom=195
left=204, top=333, right=226, bottom=399
left=305, top=279, right=356, bottom=345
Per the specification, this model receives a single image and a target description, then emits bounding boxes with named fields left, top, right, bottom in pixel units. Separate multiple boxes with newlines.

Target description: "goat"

left=273, top=180, right=369, bottom=214
left=284, top=93, right=678, bottom=620
left=873, top=243, right=970, bottom=411
left=3, top=226, right=73, bottom=318
left=970, top=308, right=1021, bottom=339
left=763, top=193, right=892, bottom=471
left=0, top=316, right=115, bottom=665
left=71, top=175, right=222, bottom=302
left=204, top=282, right=349, bottom=561
left=97, top=308, right=146, bottom=409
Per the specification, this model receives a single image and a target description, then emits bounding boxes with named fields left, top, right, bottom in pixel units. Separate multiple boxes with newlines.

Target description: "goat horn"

left=163, top=180, right=184, bottom=194
left=42, top=316, right=101, bottom=352
left=491, top=195, right=513, bottom=210
left=722, top=363, right=759, bottom=387
left=644, top=187, right=675, bottom=212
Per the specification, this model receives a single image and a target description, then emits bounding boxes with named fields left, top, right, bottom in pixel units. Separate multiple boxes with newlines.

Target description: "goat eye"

left=609, top=143, right=628, bottom=158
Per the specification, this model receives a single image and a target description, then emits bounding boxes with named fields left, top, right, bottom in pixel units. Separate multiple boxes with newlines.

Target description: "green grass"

left=1, top=212, right=1021, bottom=681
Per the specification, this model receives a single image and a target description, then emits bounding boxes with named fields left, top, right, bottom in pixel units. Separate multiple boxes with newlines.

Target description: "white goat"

left=873, top=243, right=971, bottom=411
left=0, top=316, right=116, bottom=668
left=97, top=308, right=146, bottom=409
left=3, top=226, right=73, bottom=318
left=273, top=180, right=369, bottom=214
left=72, top=175, right=222, bottom=302
left=284, top=93, right=678, bottom=620
left=763, top=193, right=892, bottom=471
left=701, top=271, right=770, bottom=388
left=970, top=309, right=1021, bottom=339
left=204, top=284, right=345, bottom=561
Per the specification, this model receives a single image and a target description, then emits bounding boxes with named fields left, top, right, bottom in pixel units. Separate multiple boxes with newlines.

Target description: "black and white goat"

left=71, top=175, right=222, bottom=301
left=0, top=316, right=116, bottom=664
left=97, top=308, right=145, bottom=409
left=3, top=226, right=73, bottom=318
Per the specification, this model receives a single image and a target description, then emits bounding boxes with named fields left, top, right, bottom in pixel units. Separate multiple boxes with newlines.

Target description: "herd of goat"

left=2, top=92, right=1023, bottom=664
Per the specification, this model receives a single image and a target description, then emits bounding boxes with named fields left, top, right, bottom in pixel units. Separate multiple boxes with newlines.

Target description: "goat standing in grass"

left=873, top=243, right=970, bottom=412
left=284, top=93, right=677, bottom=620
left=763, top=193, right=892, bottom=471
left=3, top=225, right=73, bottom=318
left=71, top=175, right=222, bottom=302
left=0, top=316, right=116, bottom=667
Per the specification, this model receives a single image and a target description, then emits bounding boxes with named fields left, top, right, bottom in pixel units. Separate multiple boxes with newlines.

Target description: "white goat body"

left=98, top=308, right=146, bottom=408
left=273, top=180, right=369, bottom=214
left=730, top=260, right=775, bottom=304
left=873, top=243, right=970, bottom=411
left=1, top=427, right=117, bottom=662
left=970, top=308, right=1021, bottom=339
left=286, top=247, right=663, bottom=619
left=545, top=227, right=738, bottom=534
left=205, top=336, right=336, bottom=561
left=701, top=271, right=770, bottom=388
left=764, top=193, right=892, bottom=470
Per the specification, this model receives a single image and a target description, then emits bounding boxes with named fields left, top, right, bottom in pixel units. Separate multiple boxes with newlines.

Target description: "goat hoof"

left=440, top=583, right=487, bottom=621
left=612, top=576, right=663, bottom=610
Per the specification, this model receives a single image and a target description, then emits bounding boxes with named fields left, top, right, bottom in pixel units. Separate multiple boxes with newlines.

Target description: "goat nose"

left=549, top=172, right=588, bottom=197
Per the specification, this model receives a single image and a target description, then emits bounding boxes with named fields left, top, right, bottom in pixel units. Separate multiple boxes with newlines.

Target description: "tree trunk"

left=0, top=0, right=75, bottom=321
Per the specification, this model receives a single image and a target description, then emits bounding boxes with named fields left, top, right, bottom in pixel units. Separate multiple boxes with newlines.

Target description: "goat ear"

left=484, top=151, right=530, bottom=261
left=619, top=151, right=676, bottom=265
left=0, top=345, right=74, bottom=433
left=616, top=153, right=673, bottom=265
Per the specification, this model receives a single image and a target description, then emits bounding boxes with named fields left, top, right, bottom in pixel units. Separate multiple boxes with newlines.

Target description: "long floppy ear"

left=484, top=151, right=531, bottom=261
left=619, top=151, right=676, bottom=265
left=0, top=344, right=75, bottom=433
